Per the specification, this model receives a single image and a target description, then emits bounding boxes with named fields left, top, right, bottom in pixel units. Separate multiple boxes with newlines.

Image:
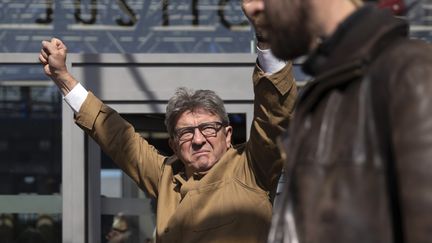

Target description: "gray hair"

left=165, top=87, right=229, bottom=138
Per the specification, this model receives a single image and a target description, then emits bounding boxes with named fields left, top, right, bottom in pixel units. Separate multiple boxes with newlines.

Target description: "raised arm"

left=39, top=38, right=165, bottom=198
left=241, top=0, right=297, bottom=194
left=247, top=60, right=296, bottom=195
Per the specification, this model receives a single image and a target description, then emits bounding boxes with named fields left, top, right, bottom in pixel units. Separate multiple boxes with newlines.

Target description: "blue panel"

left=0, top=0, right=254, bottom=53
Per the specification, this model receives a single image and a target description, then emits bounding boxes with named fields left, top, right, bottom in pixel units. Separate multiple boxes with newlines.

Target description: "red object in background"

left=378, top=0, right=407, bottom=15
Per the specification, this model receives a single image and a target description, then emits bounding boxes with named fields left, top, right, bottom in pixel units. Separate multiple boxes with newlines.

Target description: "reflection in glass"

left=0, top=213, right=62, bottom=243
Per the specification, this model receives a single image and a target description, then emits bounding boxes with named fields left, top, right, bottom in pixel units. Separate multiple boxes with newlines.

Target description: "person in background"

left=106, top=213, right=137, bottom=243
left=35, top=214, right=56, bottom=242
left=38, top=5, right=297, bottom=242
left=0, top=214, right=14, bottom=243
left=246, top=0, right=432, bottom=242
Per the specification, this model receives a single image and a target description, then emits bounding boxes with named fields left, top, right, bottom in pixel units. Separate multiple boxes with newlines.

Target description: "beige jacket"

left=75, top=63, right=296, bottom=243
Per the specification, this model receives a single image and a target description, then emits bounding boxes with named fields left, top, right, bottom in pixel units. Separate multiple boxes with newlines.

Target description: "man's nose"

left=255, top=0, right=265, bottom=11
left=191, top=128, right=206, bottom=145
left=249, top=0, right=265, bottom=12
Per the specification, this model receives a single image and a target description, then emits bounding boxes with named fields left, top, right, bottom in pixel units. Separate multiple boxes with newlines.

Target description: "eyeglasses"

left=174, top=121, right=227, bottom=142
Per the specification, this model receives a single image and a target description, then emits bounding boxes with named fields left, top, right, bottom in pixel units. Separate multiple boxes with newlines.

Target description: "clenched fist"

left=39, top=38, right=78, bottom=95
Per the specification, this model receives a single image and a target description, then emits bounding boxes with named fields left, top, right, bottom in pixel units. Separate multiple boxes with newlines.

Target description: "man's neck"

left=185, top=168, right=209, bottom=180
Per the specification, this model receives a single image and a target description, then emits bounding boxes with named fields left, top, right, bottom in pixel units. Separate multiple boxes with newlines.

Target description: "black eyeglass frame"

left=173, top=121, right=228, bottom=142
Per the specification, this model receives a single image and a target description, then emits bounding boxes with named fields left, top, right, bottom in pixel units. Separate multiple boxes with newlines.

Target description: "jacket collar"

left=303, top=4, right=408, bottom=77
left=167, top=147, right=235, bottom=186
left=296, top=4, right=408, bottom=113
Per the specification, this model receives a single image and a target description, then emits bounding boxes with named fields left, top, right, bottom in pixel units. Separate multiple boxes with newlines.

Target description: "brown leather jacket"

left=269, top=5, right=432, bottom=243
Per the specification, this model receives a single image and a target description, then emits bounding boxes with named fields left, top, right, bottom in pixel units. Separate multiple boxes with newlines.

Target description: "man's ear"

left=224, top=126, right=233, bottom=148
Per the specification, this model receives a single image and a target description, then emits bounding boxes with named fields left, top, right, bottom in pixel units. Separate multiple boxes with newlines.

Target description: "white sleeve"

left=257, top=46, right=287, bottom=75
left=63, top=83, right=88, bottom=113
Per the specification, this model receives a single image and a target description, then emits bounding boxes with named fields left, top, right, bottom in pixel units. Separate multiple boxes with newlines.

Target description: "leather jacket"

left=269, top=5, right=432, bottom=243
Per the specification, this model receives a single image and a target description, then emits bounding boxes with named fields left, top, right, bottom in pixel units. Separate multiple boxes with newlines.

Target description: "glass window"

left=0, top=64, right=62, bottom=242
left=406, top=0, right=432, bottom=41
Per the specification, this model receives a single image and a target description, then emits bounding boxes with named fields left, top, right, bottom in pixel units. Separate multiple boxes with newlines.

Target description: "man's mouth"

left=192, top=150, right=209, bottom=156
left=255, top=16, right=270, bottom=39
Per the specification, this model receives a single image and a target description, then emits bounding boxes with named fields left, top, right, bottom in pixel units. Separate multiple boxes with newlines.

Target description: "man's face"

left=170, top=108, right=232, bottom=175
left=242, top=0, right=267, bottom=40
left=264, top=0, right=316, bottom=60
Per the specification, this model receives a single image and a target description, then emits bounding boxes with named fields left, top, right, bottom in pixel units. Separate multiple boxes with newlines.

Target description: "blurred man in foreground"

left=251, top=0, right=432, bottom=242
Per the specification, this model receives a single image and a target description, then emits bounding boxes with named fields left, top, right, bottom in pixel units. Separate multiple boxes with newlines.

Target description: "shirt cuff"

left=64, top=83, right=88, bottom=113
left=257, top=46, right=287, bottom=75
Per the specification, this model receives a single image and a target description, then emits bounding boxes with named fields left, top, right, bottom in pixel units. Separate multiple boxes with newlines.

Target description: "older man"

left=249, top=0, right=432, bottom=242
left=39, top=6, right=296, bottom=243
